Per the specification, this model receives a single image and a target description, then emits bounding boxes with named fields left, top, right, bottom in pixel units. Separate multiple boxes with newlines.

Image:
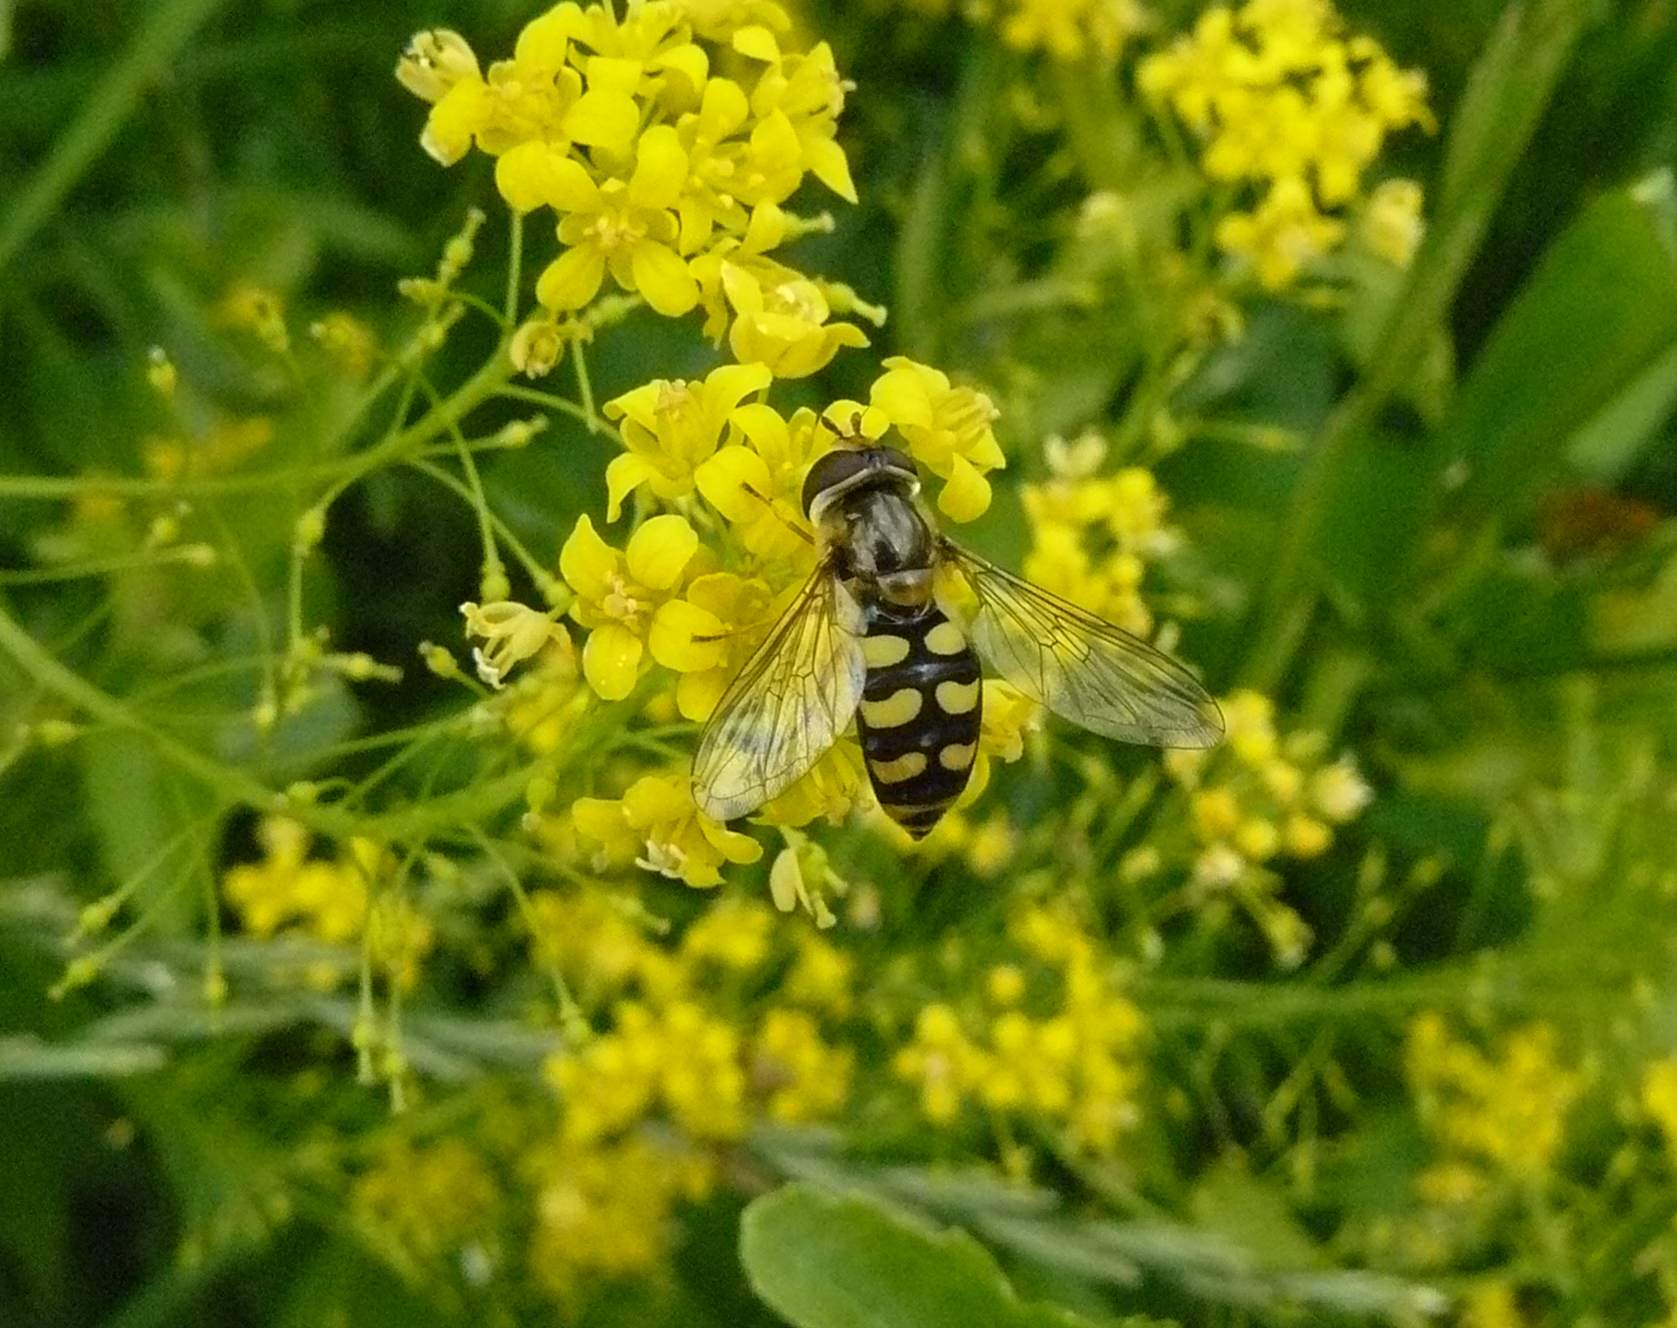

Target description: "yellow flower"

left=409, top=34, right=640, bottom=168
left=529, top=1133, right=712, bottom=1294
left=561, top=513, right=701, bottom=699
left=353, top=1139, right=498, bottom=1264
left=696, top=402, right=827, bottom=560
left=1644, top=1058, right=1677, bottom=1158
left=678, top=0, right=794, bottom=43
left=722, top=265, right=869, bottom=377
left=649, top=571, right=774, bottom=720
left=1406, top=1016, right=1585, bottom=1180
left=602, top=363, right=772, bottom=518
left=1460, top=1283, right=1526, bottom=1328
left=536, top=171, right=699, bottom=317
left=1311, top=756, right=1371, bottom=821
left=786, top=933, right=854, bottom=1014
left=997, top=0, right=1148, bottom=63
left=759, top=741, right=872, bottom=827
left=1221, top=688, right=1278, bottom=764
left=459, top=599, right=571, bottom=689
left=395, top=28, right=481, bottom=104
left=751, top=1008, right=853, bottom=1122
left=1215, top=177, right=1345, bottom=290
left=745, top=42, right=858, bottom=205
left=680, top=897, right=776, bottom=971
left=869, top=357, right=1006, bottom=522
left=572, top=773, right=762, bottom=888
left=1360, top=177, right=1425, bottom=267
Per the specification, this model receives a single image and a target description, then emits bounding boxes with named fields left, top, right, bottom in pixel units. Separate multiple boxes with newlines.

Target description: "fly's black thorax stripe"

left=856, top=602, right=982, bottom=840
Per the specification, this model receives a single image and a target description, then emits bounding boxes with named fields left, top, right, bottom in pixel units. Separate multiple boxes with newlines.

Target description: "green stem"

left=505, top=211, right=525, bottom=324
left=0, top=0, right=228, bottom=274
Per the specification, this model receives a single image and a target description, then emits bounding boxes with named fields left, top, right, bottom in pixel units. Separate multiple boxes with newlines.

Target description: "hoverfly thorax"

left=802, top=444, right=935, bottom=608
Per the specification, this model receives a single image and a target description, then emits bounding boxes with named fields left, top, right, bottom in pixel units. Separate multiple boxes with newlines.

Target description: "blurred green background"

left=5, top=1, right=1677, bottom=1326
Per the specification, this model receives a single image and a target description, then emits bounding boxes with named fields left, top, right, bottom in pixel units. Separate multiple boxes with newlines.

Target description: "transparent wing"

left=942, top=540, right=1224, bottom=748
left=693, top=560, right=867, bottom=822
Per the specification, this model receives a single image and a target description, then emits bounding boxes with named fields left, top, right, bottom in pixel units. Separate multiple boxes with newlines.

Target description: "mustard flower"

left=1360, top=177, right=1425, bottom=267
left=721, top=265, right=869, bottom=377
left=458, top=599, right=571, bottom=689
left=602, top=363, right=772, bottom=519
left=572, top=773, right=762, bottom=888
left=680, top=897, right=775, bottom=971
left=751, top=1008, right=853, bottom=1123
left=649, top=571, right=775, bottom=720
left=560, top=514, right=701, bottom=699
left=868, top=357, right=1006, bottom=522
left=997, top=0, right=1149, bottom=63
left=1215, top=177, right=1346, bottom=290
left=695, top=402, right=829, bottom=561
left=406, top=35, right=639, bottom=168
left=1406, top=1015, right=1585, bottom=1182
left=529, top=1134, right=712, bottom=1294
left=744, top=41, right=858, bottom=205
left=758, top=742, right=872, bottom=828
left=535, top=174, right=699, bottom=318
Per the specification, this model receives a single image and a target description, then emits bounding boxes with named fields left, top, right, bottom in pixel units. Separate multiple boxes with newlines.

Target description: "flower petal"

left=695, top=445, right=772, bottom=523
left=629, top=125, right=689, bottom=211
left=582, top=624, right=643, bottom=700
left=649, top=600, right=727, bottom=672
left=676, top=669, right=729, bottom=722
left=625, top=513, right=699, bottom=590
left=869, top=362, right=936, bottom=429
left=559, top=515, right=615, bottom=603
left=537, top=246, right=607, bottom=311
left=629, top=241, right=699, bottom=317
left=605, top=452, right=660, bottom=521
left=563, top=89, right=640, bottom=155
left=937, top=454, right=993, bottom=523
left=702, top=362, right=773, bottom=419
left=807, top=138, right=859, bottom=205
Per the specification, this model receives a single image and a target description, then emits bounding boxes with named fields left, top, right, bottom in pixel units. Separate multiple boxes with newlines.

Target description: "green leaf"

left=740, top=1184, right=1125, bottom=1328
left=1445, top=177, right=1677, bottom=524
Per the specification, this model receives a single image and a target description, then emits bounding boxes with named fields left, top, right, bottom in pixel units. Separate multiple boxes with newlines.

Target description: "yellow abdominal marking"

left=872, top=751, right=928, bottom=782
left=863, top=634, right=911, bottom=667
left=861, top=687, right=923, bottom=728
left=935, top=680, right=980, bottom=715
left=939, top=742, right=977, bottom=771
left=925, top=621, right=965, bottom=655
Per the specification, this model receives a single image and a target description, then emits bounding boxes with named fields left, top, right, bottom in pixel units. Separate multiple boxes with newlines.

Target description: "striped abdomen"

left=856, top=603, right=982, bottom=839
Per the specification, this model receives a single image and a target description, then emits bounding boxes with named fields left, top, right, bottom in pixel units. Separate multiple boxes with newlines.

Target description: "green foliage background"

left=4, top=1, right=1677, bottom=1326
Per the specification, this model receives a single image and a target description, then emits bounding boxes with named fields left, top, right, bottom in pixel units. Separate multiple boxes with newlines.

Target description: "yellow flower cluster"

left=1139, top=0, right=1433, bottom=287
left=893, top=903, right=1145, bottom=1156
left=533, top=892, right=854, bottom=1134
left=991, top=0, right=1149, bottom=62
left=893, top=0, right=1148, bottom=63
left=397, top=3, right=870, bottom=365
left=351, top=1138, right=500, bottom=1268
left=546, top=361, right=1005, bottom=711
left=528, top=1132, right=714, bottom=1295
left=517, top=889, right=856, bottom=1286
left=222, top=819, right=435, bottom=990
left=1405, top=1014, right=1586, bottom=1202
left=574, top=771, right=764, bottom=888
left=1158, top=690, right=1369, bottom=964
left=1022, top=437, right=1175, bottom=637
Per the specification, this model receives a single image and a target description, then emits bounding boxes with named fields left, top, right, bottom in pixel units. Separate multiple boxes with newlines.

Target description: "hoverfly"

left=693, top=439, right=1225, bottom=839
